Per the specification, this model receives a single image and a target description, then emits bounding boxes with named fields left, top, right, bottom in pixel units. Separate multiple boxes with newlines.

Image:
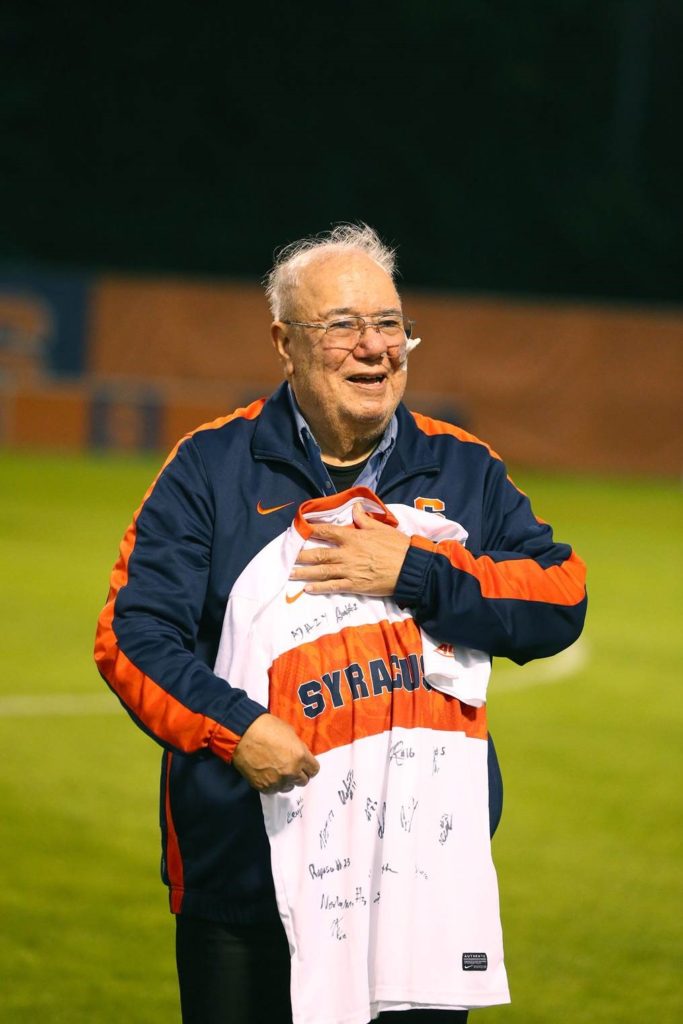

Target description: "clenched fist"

left=232, top=713, right=320, bottom=794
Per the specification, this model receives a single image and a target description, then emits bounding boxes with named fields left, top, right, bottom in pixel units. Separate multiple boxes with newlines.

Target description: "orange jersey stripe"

left=411, top=534, right=586, bottom=606
left=268, top=618, right=487, bottom=757
left=293, top=486, right=399, bottom=539
left=94, top=399, right=266, bottom=760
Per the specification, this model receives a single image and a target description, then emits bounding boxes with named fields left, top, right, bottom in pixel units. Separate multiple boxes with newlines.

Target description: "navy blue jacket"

left=95, top=382, right=587, bottom=923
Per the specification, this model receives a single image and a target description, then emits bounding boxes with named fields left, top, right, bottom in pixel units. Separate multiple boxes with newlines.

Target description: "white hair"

left=264, top=222, right=398, bottom=320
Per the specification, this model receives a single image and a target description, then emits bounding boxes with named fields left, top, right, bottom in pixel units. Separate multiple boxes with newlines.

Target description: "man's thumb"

left=352, top=503, right=377, bottom=528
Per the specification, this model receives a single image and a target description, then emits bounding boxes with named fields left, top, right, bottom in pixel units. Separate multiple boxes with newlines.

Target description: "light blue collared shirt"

left=287, top=384, right=397, bottom=495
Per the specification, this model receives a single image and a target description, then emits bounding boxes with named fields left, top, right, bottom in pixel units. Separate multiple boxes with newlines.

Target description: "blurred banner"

left=0, top=270, right=90, bottom=377
left=1, top=269, right=681, bottom=476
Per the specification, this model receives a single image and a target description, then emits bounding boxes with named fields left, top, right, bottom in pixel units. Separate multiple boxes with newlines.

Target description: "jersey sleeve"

left=94, top=435, right=267, bottom=762
left=394, top=457, right=587, bottom=664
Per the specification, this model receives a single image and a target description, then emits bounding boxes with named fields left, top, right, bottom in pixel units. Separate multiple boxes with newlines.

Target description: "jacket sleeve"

left=94, top=435, right=267, bottom=762
left=394, top=456, right=587, bottom=664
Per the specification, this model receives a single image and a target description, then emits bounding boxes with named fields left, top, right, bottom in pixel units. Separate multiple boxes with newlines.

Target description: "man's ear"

left=271, top=322, right=294, bottom=379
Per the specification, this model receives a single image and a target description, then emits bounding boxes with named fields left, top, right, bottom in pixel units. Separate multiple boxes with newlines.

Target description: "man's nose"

left=354, top=324, right=388, bottom=355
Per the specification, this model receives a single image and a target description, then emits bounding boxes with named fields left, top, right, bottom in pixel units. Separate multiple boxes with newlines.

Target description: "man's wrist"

left=393, top=538, right=435, bottom=608
left=209, top=699, right=269, bottom=762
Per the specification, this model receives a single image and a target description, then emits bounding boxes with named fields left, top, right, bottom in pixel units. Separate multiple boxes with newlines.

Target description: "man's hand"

left=289, top=503, right=411, bottom=596
left=232, top=713, right=320, bottom=794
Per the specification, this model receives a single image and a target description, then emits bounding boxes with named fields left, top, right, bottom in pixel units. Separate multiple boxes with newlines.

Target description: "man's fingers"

left=294, top=546, right=340, bottom=566
left=266, top=765, right=317, bottom=795
left=291, top=563, right=341, bottom=583
left=277, top=757, right=320, bottom=791
left=302, top=579, right=355, bottom=595
left=351, top=504, right=380, bottom=527
left=307, top=524, right=347, bottom=543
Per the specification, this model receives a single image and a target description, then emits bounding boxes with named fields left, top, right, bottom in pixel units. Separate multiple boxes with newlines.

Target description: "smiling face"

left=271, top=251, right=408, bottom=462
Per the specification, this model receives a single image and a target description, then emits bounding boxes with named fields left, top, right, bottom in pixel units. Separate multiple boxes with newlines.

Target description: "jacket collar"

left=379, top=402, right=441, bottom=492
left=251, top=382, right=313, bottom=477
left=251, top=381, right=440, bottom=493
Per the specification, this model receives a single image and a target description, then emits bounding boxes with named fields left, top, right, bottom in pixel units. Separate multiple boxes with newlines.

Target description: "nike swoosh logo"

left=257, top=500, right=295, bottom=516
left=285, top=588, right=306, bottom=604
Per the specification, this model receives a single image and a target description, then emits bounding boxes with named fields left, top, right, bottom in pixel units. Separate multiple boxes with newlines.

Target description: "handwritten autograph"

left=286, top=797, right=304, bottom=824
left=400, top=797, right=419, bottom=833
left=438, top=813, right=453, bottom=845
left=290, top=611, right=329, bottom=643
left=432, top=744, right=446, bottom=775
left=389, top=739, right=416, bottom=766
left=308, top=857, right=350, bottom=881
left=319, top=810, right=335, bottom=850
left=337, top=769, right=356, bottom=806
left=335, top=601, right=358, bottom=624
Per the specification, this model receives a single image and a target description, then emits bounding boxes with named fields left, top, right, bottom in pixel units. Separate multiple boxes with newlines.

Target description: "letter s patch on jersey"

left=414, top=497, right=446, bottom=517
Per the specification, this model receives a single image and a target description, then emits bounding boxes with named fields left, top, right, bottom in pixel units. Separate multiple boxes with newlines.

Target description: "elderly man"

left=95, top=224, right=587, bottom=1024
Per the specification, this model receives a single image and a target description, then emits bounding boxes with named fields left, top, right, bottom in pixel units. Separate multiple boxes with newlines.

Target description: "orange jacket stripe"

left=164, top=753, right=185, bottom=913
left=410, top=410, right=552, bottom=523
left=410, top=411, right=505, bottom=461
left=94, top=400, right=266, bottom=761
left=410, top=534, right=586, bottom=606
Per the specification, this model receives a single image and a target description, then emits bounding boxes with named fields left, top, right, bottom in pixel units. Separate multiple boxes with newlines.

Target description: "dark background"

left=2, top=0, right=682, bottom=301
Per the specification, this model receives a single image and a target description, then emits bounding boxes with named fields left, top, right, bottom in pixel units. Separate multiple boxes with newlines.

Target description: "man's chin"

left=341, top=401, right=395, bottom=436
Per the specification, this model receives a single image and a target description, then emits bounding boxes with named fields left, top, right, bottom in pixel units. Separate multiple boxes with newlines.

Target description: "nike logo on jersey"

left=257, top=500, right=295, bottom=516
left=286, top=588, right=306, bottom=604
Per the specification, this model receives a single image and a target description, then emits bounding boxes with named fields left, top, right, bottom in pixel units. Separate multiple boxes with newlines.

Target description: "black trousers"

left=176, top=915, right=469, bottom=1024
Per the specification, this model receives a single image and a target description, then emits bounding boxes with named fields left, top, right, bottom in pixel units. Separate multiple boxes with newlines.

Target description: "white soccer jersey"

left=215, top=487, right=509, bottom=1024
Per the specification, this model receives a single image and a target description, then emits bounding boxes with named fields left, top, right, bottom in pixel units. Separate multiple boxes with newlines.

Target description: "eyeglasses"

left=281, top=313, right=415, bottom=349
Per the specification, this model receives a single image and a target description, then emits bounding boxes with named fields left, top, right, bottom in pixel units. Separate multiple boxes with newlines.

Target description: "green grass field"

left=1, top=450, right=681, bottom=1023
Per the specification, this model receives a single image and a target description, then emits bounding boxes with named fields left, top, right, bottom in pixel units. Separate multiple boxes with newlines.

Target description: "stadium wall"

left=1, top=270, right=681, bottom=476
